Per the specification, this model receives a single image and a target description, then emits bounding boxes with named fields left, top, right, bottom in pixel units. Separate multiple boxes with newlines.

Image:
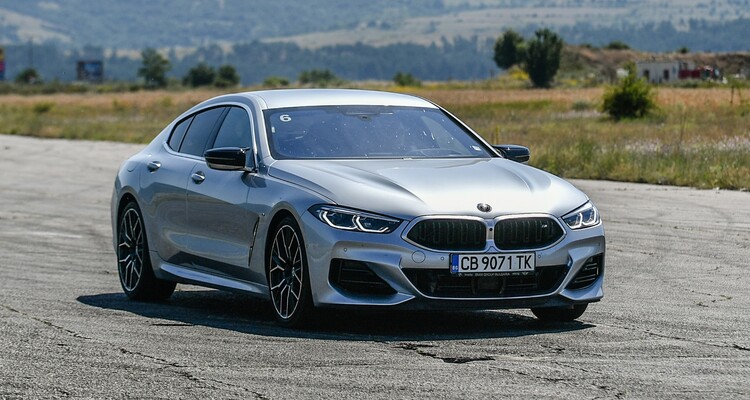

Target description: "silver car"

left=111, top=89, right=605, bottom=327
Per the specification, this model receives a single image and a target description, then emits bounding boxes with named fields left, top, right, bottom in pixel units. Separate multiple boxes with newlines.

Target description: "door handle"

left=191, top=171, right=205, bottom=184
left=147, top=161, right=161, bottom=172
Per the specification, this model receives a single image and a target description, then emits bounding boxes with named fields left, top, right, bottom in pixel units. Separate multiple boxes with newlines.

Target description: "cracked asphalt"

left=1, top=135, right=749, bottom=399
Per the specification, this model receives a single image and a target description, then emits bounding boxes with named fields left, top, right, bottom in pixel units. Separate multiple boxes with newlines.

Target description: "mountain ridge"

left=1, top=0, right=749, bottom=51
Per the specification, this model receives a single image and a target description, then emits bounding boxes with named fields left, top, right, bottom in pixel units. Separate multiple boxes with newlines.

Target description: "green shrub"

left=15, top=68, right=41, bottom=84
left=602, top=66, right=656, bottom=120
left=572, top=100, right=593, bottom=111
left=214, top=65, right=240, bottom=88
left=32, top=102, right=54, bottom=114
left=604, top=41, right=631, bottom=50
left=393, top=72, right=421, bottom=87
left=183, top=63, right=216, bottom=87
left=262, top=76, right=290, bottom=87
left=298, top=69, right=342, bottom=87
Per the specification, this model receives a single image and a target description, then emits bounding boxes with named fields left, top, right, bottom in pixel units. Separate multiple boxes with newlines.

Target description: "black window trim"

left=167, top=115, right=195, bottom=152
left=206, top=105, right=253, bottom=151
left=166, top=105, right=228, bottom=157
left=164, top=102, right=258, bottom=163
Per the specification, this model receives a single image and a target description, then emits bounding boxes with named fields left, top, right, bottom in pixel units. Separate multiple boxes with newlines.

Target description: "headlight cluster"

left=563, top=202, right=600, bottom=230
left=310, top=205, right=401, bottom=234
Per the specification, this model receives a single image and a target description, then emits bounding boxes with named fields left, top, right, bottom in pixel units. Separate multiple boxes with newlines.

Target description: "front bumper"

left=300, top=211, right=605, bottom=310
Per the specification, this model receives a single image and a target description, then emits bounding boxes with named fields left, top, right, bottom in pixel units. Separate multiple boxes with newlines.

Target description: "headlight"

left=563, top=202, right=600, bottom=230
left=309, top=205, right=401, bottom=234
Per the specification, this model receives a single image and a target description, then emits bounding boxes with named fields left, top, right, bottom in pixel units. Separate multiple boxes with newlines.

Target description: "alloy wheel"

left=118, top=208, right=144, bottom=292
left=268, top=224, right=304, bottom=320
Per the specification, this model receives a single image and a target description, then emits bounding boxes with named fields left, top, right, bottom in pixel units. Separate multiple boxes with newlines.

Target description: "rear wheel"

left=267, top=216, right=314, bottom=328
left=117, top=201, right=176, bottom=300
left=531, top=304, right=588, bottom=322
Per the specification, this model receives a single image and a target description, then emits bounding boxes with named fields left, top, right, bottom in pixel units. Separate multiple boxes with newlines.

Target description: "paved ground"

left=0, top=135, right=748, bottom=399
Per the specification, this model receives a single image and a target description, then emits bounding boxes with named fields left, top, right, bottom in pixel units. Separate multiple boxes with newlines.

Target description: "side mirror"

left=204, top=147, right=255, bottom=172
left=493, top=144, right=530, bottom=164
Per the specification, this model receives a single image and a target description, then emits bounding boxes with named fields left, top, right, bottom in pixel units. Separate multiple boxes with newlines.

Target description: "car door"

left=142, top=106, right=226, bottom=267
left=185, top=106, right=260, bottom=280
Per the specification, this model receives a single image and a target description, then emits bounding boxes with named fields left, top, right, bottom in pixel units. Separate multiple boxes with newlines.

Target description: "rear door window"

left=167, top=116, right=193, bottom=151
left=179, top=107, right=226, bottom=157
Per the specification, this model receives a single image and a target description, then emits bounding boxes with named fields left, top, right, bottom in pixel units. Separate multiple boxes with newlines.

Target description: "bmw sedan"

left=111, top=89, right=605, bottom=327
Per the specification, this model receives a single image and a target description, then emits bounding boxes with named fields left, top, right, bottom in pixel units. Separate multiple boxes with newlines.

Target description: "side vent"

left=329, top=259, right=396, bottom=295
left=566, top=254, right=604, bottom=290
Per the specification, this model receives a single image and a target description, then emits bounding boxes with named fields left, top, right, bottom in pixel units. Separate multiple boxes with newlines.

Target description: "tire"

left=117, top=201, right=176, bottom=301
left=266, top=216, right=315, bottom=328
left=531, top=304, right=588, bottom=322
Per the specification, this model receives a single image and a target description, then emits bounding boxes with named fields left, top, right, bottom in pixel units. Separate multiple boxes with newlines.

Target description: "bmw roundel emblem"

left=477, top=203, right=492, bottom=213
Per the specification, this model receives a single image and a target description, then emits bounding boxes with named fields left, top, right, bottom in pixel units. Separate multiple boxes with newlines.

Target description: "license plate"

left=450, top=253, right=536, bottom=275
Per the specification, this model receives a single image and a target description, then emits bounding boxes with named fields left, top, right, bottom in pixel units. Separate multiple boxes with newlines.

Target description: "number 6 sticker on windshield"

left=279, top=114, right=291, bottom=122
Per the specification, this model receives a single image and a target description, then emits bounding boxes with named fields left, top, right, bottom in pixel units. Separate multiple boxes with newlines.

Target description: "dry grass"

left=0, top=87, right=748, bottom=189
left=407, top=87, right=739, bottom=108
left=0, top=89, right=221, bottom=108
left=409, top=88, right=604, bottom=105
left=0, top=89, right=224, bottom=143
left=398, top=86, right=750, bottom=189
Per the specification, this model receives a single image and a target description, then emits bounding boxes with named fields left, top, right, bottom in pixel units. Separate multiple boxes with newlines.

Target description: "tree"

left=601, top=63, right=656, bottom=120
left=605, top=40, right=631, bottom=50
left=214, top=65, right=240, bottom=88
left=393, top=72, right=421, bottom=87
left=183, top=63, right=216, bottom=87
left=138, top=48, right=171, bottom=88
left=15, top=68, right=40, bottom=84
left=262, top=76, right=290, bottom=87
left=524, top=28, right=564, bottom=88
left=493, top=29, right=525, bottom=70
left=298, top=69, right=341, bottom=87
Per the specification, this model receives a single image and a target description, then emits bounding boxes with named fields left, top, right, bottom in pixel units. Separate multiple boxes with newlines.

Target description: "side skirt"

left=152, top=253, right=270, bottom=299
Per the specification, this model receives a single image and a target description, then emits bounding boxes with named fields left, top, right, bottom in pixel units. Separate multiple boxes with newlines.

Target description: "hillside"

left=0, top=0, right=447, bottom=48
left=1, top=0, right=749, bottom=51
left=561, top=46, right=750, bottom=79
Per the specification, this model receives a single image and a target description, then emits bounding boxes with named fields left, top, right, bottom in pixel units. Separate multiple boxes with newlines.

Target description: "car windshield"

left=264, top=106, right=492, bottom=159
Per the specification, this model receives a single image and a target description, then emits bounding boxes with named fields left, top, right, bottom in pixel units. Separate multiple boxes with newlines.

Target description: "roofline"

left=235, top=88, right=438, bottom=110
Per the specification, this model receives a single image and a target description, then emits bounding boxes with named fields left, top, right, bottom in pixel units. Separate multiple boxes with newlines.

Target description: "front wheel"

left=267, top=216, right=315, bottom=328
left=117, top=201, right=176, bottom=300
left=531, top=304, right=588, bottom=322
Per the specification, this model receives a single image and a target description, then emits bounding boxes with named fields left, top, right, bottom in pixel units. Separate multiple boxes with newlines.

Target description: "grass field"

left=1, top=86, right=748, bottom=190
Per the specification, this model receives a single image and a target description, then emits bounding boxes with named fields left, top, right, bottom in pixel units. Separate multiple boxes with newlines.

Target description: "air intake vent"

left=329, top=259, right=396, bottom=295
left=403, top=265, right=568, bottom=298
left=406, top=219, right=486, bottom=251
left=566, top=254, right=604, bottom=290
left=494, top=217, right=564, bottom=250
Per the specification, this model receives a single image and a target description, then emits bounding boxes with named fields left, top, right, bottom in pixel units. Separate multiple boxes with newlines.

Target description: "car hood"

left=268, top=158, right=589, bottom=219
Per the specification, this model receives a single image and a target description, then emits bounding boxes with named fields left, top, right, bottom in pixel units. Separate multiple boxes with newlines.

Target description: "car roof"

left=238, top=88, right=438, bottom=110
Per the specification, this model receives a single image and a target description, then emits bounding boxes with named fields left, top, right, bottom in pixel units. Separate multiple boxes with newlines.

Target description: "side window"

left=211, top=107, right=252, bottom=149
left=179, top=107, right=226, bottom=157
left=167, top=116, right=193, bottom=150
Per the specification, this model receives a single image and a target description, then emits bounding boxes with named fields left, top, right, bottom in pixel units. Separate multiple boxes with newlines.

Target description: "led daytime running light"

left=312, top=206, right=401, bottom=234
left=563, top=202, right=600, bottom=230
